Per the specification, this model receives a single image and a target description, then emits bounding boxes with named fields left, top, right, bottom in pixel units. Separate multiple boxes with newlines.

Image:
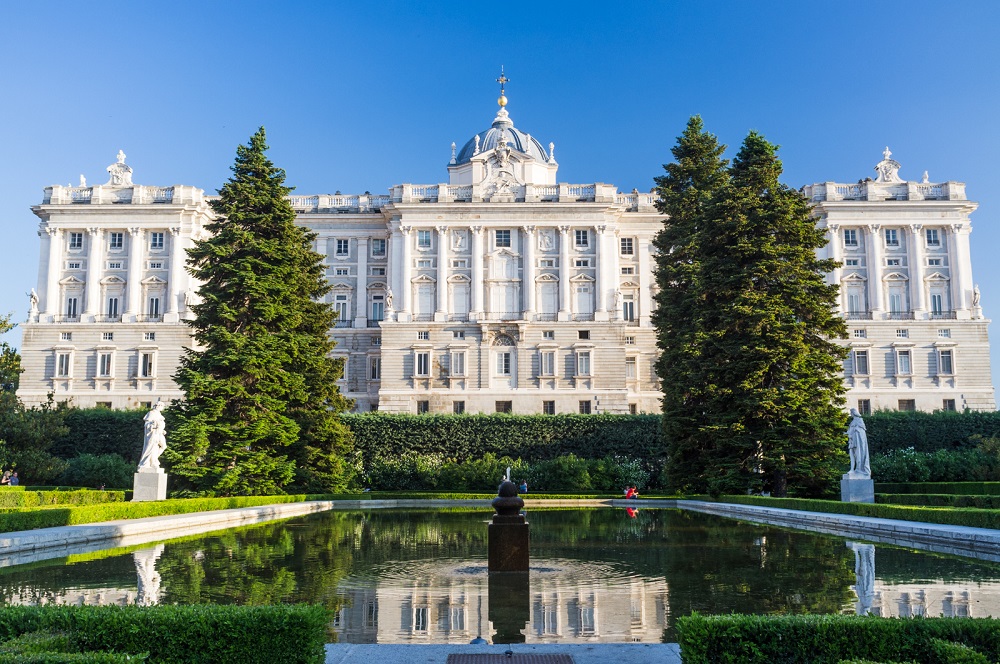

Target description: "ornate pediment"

left=411, top=274, right=437, bottom=284
left=447, top=273, right=471, bottom=283
left=569, top=273, right=596, bottom=283
left=882, top=271, right=908, bottom=282
left=924, top=271, right=950, bottom=282
left=58, top=275, right=85, bottom=285
left=841, top=273, right=867, bottom=282
left=141, top=275, right=167, bottom=285
left=535, top=272, right=559, bottom=283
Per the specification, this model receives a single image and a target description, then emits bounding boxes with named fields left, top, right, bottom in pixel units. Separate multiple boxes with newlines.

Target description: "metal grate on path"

left=446, top=655, right=574, bottom=664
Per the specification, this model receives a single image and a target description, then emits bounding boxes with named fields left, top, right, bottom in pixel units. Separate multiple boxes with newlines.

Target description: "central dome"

left=454, top=108, right=550, bottom=165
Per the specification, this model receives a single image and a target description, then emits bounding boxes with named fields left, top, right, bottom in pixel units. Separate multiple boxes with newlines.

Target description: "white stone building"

left=16, top=96, right=995, bottom=413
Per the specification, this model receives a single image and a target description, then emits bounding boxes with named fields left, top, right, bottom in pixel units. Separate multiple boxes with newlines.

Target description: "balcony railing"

left=333, top=320, right=353, bottom=328
left=886, top=311, right=915, bottom=320
left=572, top=313, right=596, bottom=322
left=136, top=315, right=162, bottom=323
left=534, top=313, right=558, bottom=321
left=845, top=312, right=873, bottom=320
left=930, top=311, right=958, bottom=320
left=485, top=312, right=523, bottom=321
left=412, top=314, right=434, bottom=322
left=367, top=320, right=383, bottom=328
left=95, top=315, right=121, bottom=323
left=54, top=315, right=80, bottom=323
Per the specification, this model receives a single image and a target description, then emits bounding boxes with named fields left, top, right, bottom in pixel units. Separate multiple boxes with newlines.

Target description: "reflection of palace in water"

left=331, top=560, right=669, bottom=644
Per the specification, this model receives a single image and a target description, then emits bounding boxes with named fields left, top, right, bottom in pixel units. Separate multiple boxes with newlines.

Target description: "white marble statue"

left=385, top=288, right=394, bottom=311
left=614, top=289, right=623, bottom=312
left=973, top=284, right=981, bottom=308
left=846, top=408, right=871, bottom=478
left=134, top=544, right=165, bottom=606
left=79, top=174, right=87, bottom=187
left=138, top=402, right=167, bottom=471
left=27, top=289, right=38, bottom=317
left=847, top=541, right=875, bottom=615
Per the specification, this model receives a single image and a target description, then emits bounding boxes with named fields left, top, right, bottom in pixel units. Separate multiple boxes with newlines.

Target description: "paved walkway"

left=324, top=643, right=682, bottom=664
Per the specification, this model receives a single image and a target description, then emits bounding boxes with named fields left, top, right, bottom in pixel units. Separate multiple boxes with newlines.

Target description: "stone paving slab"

left=324, top=643, right=682, bottom=664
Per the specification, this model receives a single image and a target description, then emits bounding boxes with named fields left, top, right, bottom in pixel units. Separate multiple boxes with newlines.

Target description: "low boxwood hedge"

left=0, top=604, right=327, bottom=663
left=715, top=495, right=1000, bottom=530
left=875, top=482, right=1000, bottom=496
left=877, top=494, right=1000, bottom=509
left=0, top=491, right=125, bottom=509
left=677, top=613, right=1000, bottom=664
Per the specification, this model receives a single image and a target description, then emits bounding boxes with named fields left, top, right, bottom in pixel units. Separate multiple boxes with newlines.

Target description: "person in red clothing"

left=625, top=486, right=637, bottom=499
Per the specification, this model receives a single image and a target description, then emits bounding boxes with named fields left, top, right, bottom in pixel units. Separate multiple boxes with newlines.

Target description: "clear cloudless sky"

left=2, top=1, right=999, bottom=396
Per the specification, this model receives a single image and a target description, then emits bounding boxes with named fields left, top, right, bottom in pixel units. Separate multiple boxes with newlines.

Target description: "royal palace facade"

left=16, top=95, right=996, bottom=414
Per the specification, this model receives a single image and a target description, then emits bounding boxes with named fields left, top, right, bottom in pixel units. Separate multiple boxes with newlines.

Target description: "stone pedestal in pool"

left=841, top=475, right=874, bottom=503
left=488, top=569, right=530, bottom=644
left=133, top=469, right=167, bottom=502
left=489, top=480, right=529, bottom=571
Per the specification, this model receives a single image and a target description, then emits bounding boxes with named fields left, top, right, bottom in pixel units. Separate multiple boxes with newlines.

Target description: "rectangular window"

left=578, top=330, right=590, bottom=340
left=98, top=352, right=113, bottom=377
left=495, top=230, right=511, bottom=247
left=884, top=228, right=899, bottom=246
left=416, top=352, right=430, bottom=376
left=896, top=329, right=909, bottom=338
left=542, top=330, right=555, bottom=340
left=897, top=350, right=912, bottom=375
left=579, top=400, right=592, bottom=414
left=621, top=266, right=635, bottom=275
left=543, top=401, right=555, bottom=415
left=370, top=267, right=386, bottom=276
left=928, top=258, right=942, bottom=266
left=335, top=268, right=349, bottom=276
left=453, top=331, right=465, bottom=339
left=931, top=293, right=944, bottom=315
left=541, top=350, right=555, bottom=376
left=107, top=297, right=119, bottom=318
left=451, top=259, right=468, bottom=269
left=898, top=399, right=917, bottom=412
left=926, top=228, right=941, bottom=246
left=149, top=232, right=164, bottom=250
left=102, top=332, right=114, bottom=341
left=496, top=351, right=512, bottom=375
left=417, top=230, right=431, bottom=248
left=140, top=352, right=154, bottom=378
left=574, top=259, right=590, bottom=267
left=416, top=259, right=432, bottom=268
left=453, top=401, right=466, bottom=414
left=417, top=400, right=430, bottom=414
left=335, top=239, right=349, bottom=256
left=144, top=332, right=155, bottom=341
left=67, top=261, right=82, bottom=270
left=577, top=351, right=591, bottom=376
left=620, top=237, right=634, bottom=255
left=625, top=356, right=637, bottom=379
left=369, top=357, right=381, bottom=380
left=371, top=336, right=381, bottom=346
left=575, top=229, right=589, bottom=247
left=629, top=403, right=638, bottom=415
left=56, top=352, right=71, bottom=377
left=371, top=239, right=386, bottom=257
left=417, top=331, right=430, bottom=340
left=540, top=259, right=555, bottom=268
left=853, top=329, right=867, bottom=338
left=845, top=259, right=859, bottom=266
left=334, top=294, right=349, bottom=322
left=886, top=258, right=901, bottom=266
left=66, top=297, right=78, bottom=318
left=69, top=232, right=84, bottom=250
left=371, top=296, right=384, bottom=322
left=451, top=351, right=466, bottom=376
left=843, top=229, right=858, bottom=247
left=109, top=232, right=123, bottom=250
left=60, top=332, right=72, bottom=341
left=853, top=350, right=869, bottom=375
left=624, top=336, right=635, bottom=345
left=108, top=261, right=123, bottom=270
left=148, top=261, right=163, bottom=270
left=943, top=398, right=957, bottom=412
left=938, top=329, right=951, bottom=338
left=148, top=297, right=160, bottom=318
left=857, top=399, right=872, bottom=415
left=939, top=349, right=954, bottom=374
left=622, top=295, right=635, bottom=322
left=495, top=401, right=512, bottom=414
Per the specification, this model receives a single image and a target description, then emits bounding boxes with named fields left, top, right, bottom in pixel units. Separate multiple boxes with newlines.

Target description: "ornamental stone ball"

left=492, top=480, right=525, bottom=517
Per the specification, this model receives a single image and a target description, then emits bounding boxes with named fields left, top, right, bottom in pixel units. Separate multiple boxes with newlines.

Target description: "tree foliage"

left=654, top=120, right=848, bottom=497
left=0, top=314, right=21, bottom=394
left=166, top=128, right=353, bottom=495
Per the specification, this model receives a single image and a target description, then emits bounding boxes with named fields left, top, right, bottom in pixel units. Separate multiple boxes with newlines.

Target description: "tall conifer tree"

left=166, top=128, right=353, bottom=495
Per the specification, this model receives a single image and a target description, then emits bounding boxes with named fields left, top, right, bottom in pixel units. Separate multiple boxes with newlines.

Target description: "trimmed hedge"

left=715, top=495, right=1000, bottom=530
left=50, top=411, right=144, bottom=465
left=0, top=494, right=354, bottom=534
left=864, top=410, right=1000, bottom=455
left=877, top=494, right=1000, bottom=509
left=876, top=482, right=1000, bottom=496
left=0, top=604, right=327, bottom=663
left=676, top=613, right=1000, bottom=664
left=0, top=491, right=124, bottom=509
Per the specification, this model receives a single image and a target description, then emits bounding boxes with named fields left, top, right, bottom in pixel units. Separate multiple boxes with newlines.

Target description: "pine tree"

left=652, top=117, right=729, bottom=493
left=166, top=128, right=354, bottom=496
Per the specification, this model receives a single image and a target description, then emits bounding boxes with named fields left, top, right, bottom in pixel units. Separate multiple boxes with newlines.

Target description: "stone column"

left=558, top=226, right=571, bottom=321
left=435, top=225, right=448, bottom=321
left=125, top=228, right=145, bottom=320
left=866, top=224, right=883, bottom=316
left=908, top=224, right=926, bottom=315
left=399, top=226, right=412, bottom=319
left=165, top=227, right=183, bottom=321
left=638, top=236, right=652, bottom=325
left=826, top=224, right=841, bottom=287
left=594, top=224, right=608, bottom=320
left=355, top=237, right=369, bottom=327
left=471, top=226, right=484, bottom=320
left=522, top=226, right=535, bottom=319
left=387, top=224, right=400, bottom=320
left=950, top=224, right=973, bottom=315
left=43, top=228, right=62, bottom=319
left=84, top=228, right=103, bottom=320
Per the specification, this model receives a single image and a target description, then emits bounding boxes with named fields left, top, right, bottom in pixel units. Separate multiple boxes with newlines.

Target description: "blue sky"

left=2, top=1, right=1000, bottom=394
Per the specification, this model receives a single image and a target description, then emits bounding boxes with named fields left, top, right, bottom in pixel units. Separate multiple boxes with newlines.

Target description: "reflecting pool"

left=1, top=508, right=999, bottom=644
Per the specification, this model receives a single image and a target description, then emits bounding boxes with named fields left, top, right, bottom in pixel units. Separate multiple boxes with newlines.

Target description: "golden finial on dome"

left=496, top=66, right=510, bottom=108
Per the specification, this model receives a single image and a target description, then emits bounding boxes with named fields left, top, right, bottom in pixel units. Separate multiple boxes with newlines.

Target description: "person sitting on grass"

left=0, top=470, right=9, bottom=486
left=625, top=486, right=638, bottom=499
left=9, top=472, right=19, bottom=486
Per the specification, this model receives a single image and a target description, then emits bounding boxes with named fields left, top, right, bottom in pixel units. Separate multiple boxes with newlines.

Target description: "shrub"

left=676, top=613, right=1000, bottom=664
left=49, top=410, right=145, bottom=464
left=0, top=604, right=327, bottom=663
left=872, top=447, right=1000, bottom=484
left=0, top=490, right=124, bottom=509
left=877, top=494, right=1000, bottom=509
left=864, top=410, right=1000, bottom=455
left=875, top=482, right=1000, bottom=496
left=58, top=455, right=134, bottom=490
left=0, top=448, right=68, bottom=487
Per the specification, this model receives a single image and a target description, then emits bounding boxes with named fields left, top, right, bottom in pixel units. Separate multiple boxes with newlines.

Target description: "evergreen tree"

left=652, top=117, right=729, bottom=493
left=166, top=128, right=354, bottom=496
left=0, top=314, right=21, bottom=394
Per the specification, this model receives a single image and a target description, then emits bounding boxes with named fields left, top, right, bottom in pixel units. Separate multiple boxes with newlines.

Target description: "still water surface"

left=1, top=508, right=998, bottom=643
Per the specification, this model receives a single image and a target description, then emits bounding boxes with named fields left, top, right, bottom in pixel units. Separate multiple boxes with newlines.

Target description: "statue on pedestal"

left=138, top=403, right=167, bottom=471
left=846, top=408, right=871, bottom=478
